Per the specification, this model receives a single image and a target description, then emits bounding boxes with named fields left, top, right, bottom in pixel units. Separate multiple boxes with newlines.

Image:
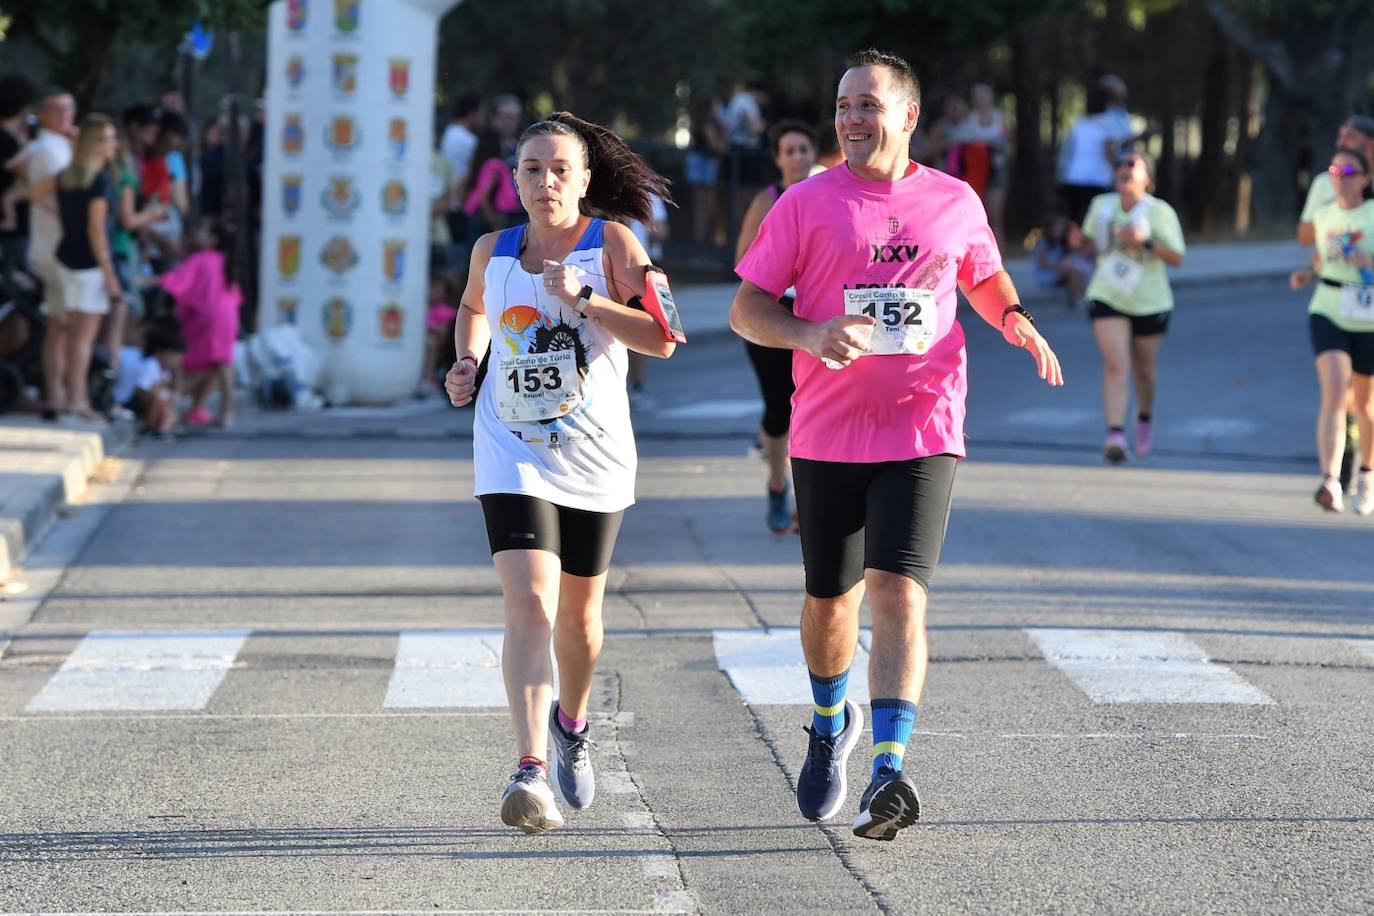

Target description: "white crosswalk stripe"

left=711, top=628, right=872, bottom=705
left=25, top=630, right=249, bottom=712
left=6, top=627, right=1294, bottom=714
left=1026, top=628, right=1273, bottom=705
left=384, top=629, right=528, bottom=708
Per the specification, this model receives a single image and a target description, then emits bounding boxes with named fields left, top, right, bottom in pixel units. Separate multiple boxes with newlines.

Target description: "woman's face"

left=515, top=133, right=589, bottom=224
left=774, top=131, right=816, bottom=183
left=1329, top=152, right=1370, bottom=198
left=1114, top=154, right=1150, bottom=193
left=97, top=125, right=118, bottom=164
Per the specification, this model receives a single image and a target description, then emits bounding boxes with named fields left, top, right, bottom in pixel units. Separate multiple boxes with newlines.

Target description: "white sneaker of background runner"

left=1355, top=472, right=1374, bottom=517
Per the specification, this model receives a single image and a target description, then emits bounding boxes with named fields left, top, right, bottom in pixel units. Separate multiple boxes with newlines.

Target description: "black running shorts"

left=1088, top=299, right=1170, bottom=338
left=791, top=454, right=958, bottom=598
left=479, top=494, right=625, bottom=578
left=1310, top=313, right=1374, bottom=376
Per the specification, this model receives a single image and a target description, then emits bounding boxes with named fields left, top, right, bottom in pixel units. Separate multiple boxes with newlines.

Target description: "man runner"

left=730, top=49, right=1063, bottom=841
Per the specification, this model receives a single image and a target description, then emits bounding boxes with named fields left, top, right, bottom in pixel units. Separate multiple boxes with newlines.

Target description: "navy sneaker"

left=795, top=699, right=862, bottom=821
left=767, top=482, right=791, bottom=533
left=852, top=765, right=921, bottom=841
left=548, top=702, right=596, bottom=810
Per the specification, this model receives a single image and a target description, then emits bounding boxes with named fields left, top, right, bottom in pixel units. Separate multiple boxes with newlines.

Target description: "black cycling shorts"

left=1310, top=313, right=1374, bottom=376
left=479, top=494, right=624, bottom=578
left=792, top=454, right=958, bottom=598
left=1089, top=299, right=1170, bottom=338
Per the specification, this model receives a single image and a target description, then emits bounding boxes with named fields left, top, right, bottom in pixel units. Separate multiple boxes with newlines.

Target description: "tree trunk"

left=1008, top=17, right=1044, bottom=237
left=1192, top=16, right=1230, bottom=233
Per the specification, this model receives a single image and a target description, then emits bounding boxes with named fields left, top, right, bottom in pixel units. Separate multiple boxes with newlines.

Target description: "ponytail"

left=518, top=111, right=673, bottom=225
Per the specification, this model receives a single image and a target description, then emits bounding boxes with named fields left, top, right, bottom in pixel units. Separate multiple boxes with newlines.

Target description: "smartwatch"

left=572, top=284, right=594, bottom=315
left=1142, top=238, right=1155, bottom=252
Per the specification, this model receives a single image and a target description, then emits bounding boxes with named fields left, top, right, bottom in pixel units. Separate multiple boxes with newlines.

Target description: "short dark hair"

left=1346, top=115, right=1374, bottom=141
left=842, top=49, right=921, bottom=108
left=122, top=103, right=157, bottom=128
left=769, top=119, right=816, bottom=155
left=452, top=93, right=481, bottom=120
left=0, top=73, right=38, bottom=120
left=158, top=110, right=189, bottom=138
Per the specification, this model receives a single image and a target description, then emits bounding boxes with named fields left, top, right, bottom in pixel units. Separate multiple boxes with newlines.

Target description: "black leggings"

left=745, top=341, right=795, bottom=438
left=479, top=494, right=624, bottom=578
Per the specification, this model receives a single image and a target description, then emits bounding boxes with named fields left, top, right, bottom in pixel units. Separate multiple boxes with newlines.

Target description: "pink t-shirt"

left=736, top=163, right=1001, bottom=462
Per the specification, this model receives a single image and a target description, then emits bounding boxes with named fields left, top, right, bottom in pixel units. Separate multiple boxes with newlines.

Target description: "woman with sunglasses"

left=1082, top=151, right=1185, bottom=462
left=1289, top=148, right=1374, bottom=514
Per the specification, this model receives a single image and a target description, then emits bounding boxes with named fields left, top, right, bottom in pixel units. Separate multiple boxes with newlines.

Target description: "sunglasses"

left=1330, top=163, right=1367, bottom=177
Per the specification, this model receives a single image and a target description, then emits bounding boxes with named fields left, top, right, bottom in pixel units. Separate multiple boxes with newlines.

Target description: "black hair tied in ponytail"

left=517, top=111, right=673, bottom=225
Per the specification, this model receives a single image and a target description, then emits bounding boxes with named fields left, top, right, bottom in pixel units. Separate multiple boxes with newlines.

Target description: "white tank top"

left=472, top=219, right=636, bottom=512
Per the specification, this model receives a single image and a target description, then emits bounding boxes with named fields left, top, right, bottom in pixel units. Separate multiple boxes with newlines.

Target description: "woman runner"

left=1290, top=147, right=1374, bottom=514
left=734, top=120, right=819, bottom=532
left=1082, top=151, right=1185, bottom=463
left=444, top=113, right=676, bottom=833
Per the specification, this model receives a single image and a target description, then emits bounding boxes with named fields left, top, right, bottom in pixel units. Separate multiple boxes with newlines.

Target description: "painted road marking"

left=1000, top=406, right=1100, bottom=429
left=384, top=629, right=528, bottom=708
left=25, top=630, right=249, bottom=712
left=1026, top=628, right=1273, bottom=704
left=655, top=398, right=762, bottom=420
left=712, top=628, right=872, bottom=705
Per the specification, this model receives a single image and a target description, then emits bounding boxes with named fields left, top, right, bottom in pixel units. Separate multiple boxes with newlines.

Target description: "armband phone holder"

left=642, top=266, right=687, bottom=344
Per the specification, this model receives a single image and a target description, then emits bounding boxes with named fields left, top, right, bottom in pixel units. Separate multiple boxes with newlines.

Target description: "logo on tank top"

left=888, top=216, right=900, bottom=235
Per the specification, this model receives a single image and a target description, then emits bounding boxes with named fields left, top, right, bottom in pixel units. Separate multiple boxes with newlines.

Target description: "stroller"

left=0, top=267, right=114, bottom=416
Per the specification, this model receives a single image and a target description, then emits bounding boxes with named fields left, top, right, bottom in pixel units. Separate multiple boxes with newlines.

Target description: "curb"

left=0, top=420, right=134, bottom=583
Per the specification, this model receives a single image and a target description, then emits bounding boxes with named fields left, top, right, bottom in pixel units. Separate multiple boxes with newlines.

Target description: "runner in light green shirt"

left=1289, top=147, right=1374, bottom=515
left=1083, top=151, right=1185, bottom=465
left=1298, top=116, right=1374, bottom=246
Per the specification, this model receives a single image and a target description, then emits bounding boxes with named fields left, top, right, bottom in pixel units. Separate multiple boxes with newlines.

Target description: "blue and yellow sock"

left=809, top=669, right=849, bottom=736
left=870, top=698, right=917, bottom=777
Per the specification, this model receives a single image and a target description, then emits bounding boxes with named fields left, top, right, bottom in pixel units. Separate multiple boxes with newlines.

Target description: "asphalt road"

left=1, top=280, right=1372, bottom=914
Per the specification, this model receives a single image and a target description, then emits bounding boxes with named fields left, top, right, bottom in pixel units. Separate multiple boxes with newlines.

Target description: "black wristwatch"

left=1142, top=238, right=1155, bottom=252
left=1000, top=303, right=1034, bottom=327
left=572, top=284, right=594, bottom=315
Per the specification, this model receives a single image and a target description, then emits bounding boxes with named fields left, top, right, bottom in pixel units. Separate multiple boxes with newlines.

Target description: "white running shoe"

left=1314, top=477, right=1344, bottom=513
left=500, top=765, right=565, bottom=834
left=1355, top=472, right=1374, bottom=517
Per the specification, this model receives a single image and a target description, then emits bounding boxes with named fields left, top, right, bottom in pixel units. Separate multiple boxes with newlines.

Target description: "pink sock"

left=557, top=707, right=586, bottom=734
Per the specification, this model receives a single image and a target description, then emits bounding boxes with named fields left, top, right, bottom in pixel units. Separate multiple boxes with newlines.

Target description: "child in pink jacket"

left=158, top=219, right=241, bottom=427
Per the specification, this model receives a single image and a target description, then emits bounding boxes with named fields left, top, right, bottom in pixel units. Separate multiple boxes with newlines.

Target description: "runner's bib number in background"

left=1340, top=286, right=1374, bottom=323
left=496, top=350, right=582, bottom=423
left=1100, top=251, right=1144, bottom=297
left=842, top=287, right=937, bottom=356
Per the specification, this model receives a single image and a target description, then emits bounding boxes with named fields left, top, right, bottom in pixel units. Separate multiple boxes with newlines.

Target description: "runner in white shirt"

left=444, top=112, right=676, bottom=834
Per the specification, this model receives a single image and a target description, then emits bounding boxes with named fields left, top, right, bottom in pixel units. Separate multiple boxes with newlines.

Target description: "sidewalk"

left=0, top=417, right=132, bottom=583
left=674, top=239, right=1306, bottom=341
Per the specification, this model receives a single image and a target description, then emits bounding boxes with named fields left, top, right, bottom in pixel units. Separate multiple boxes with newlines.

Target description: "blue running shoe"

left=767, top=482, right=791, bottom=533
left=852, top=765, right=920, bottom=841
left=548, top=702, right=596, bottom=810
left=795, top=699, right=862, bottom=821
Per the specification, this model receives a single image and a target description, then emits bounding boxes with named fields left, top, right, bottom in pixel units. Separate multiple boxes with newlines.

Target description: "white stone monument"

left=259, top=0, right=461, bottom=404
